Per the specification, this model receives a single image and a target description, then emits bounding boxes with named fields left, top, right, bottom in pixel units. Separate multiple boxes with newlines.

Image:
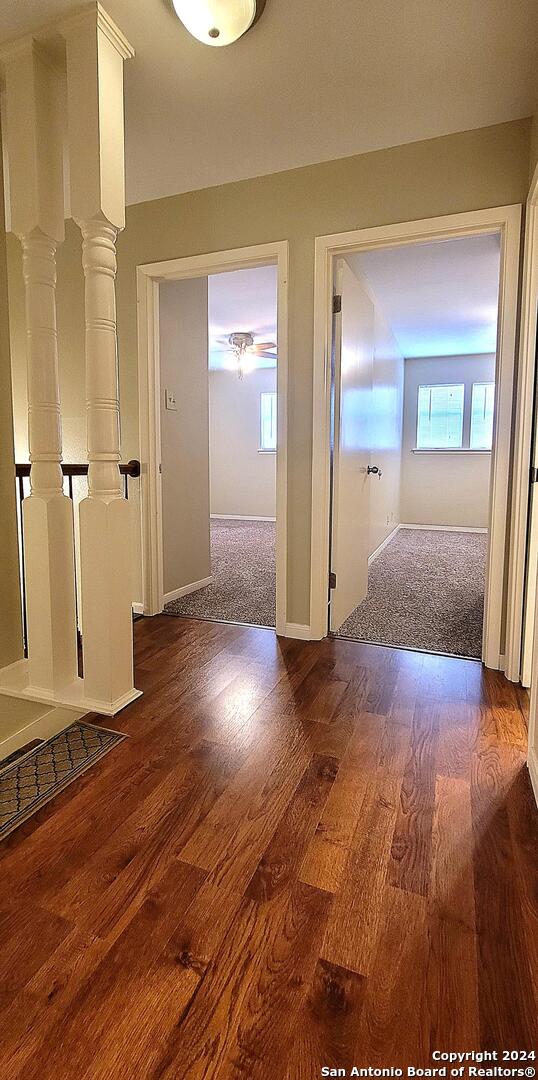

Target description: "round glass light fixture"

left=171, top=0, right=265, bottom=47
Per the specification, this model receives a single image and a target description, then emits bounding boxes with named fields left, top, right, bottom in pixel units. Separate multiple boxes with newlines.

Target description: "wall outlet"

left=165, top=388, right=177, bottom=411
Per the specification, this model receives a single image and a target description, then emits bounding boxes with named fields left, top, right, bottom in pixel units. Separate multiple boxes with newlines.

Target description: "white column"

left=77, top=217, right=134, bottom=706
left=1, top=39, right=78, bottom=694
left=62, top=7, right=138, bottom=711
left=22, top=231, right=78, bottom=690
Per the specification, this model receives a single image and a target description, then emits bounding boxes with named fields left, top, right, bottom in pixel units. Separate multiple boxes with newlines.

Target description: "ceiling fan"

left=215, top=330, right=277, bottom=379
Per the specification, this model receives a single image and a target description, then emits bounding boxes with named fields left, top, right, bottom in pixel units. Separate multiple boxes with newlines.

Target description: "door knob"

left=367, top=465, right=382, bottom=477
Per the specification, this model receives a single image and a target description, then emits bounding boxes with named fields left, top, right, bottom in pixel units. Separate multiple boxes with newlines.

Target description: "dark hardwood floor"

left=1, top=615, right=537, bottom=1078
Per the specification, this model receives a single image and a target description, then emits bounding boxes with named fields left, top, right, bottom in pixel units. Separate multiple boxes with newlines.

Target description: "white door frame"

left=515, top=163, right=538, bottom=687
left=310, top=205, right=522, bottom=673
left=137, top=241, right=289, bottom=635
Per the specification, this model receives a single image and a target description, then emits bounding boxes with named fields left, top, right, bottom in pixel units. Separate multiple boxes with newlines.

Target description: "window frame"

left=415, top=382, right=465, bottom=451
left=413, top=379, right=495, bottom=454
left=469, top=381, right=495, bottom=451
left=259, top=390, right=277, bottom=453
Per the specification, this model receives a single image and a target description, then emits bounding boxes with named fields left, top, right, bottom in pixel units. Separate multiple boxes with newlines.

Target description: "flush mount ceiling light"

left=171, top=0, right=266, bottom=47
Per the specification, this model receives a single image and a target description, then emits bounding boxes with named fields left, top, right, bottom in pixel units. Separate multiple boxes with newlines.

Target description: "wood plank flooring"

left=1, top=616, right=537, bottom=1078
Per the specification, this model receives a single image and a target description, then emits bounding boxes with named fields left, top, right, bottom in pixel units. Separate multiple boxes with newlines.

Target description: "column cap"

left=59, top=3, right=134, bottom=60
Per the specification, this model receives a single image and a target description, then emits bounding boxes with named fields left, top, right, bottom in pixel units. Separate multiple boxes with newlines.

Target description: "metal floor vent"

left=0, top=721, right=127, bottom=842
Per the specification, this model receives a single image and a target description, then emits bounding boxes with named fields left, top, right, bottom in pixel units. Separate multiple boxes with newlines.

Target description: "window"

left=470, top=382, right=495, bottom=449
left=260, top=391, right=277, bottom=451
left=416, top=384, right=464, bottom=449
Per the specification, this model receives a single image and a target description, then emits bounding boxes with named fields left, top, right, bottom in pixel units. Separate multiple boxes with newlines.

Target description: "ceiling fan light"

left=171, top=0, right=258, bottom=47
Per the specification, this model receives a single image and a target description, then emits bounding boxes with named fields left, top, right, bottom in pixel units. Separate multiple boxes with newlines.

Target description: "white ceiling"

left=0, top=0, right=536, bottom=205
left=208, top=264, right=277, bottom=370
left=348, top=233, right=501, bottom=358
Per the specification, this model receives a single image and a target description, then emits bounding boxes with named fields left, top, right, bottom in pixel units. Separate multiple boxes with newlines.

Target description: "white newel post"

left=62, top=7, right=139, bottom=711
left=2, top=40, right=78, bottom=694
left=78, top=216, right=135, bottom=706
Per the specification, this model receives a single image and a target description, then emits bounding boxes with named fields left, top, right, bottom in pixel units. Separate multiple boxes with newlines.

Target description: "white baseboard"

left=399, top=523, right=487, bottom=533
left=283, top=623, right=312, bottom=640
left=210, top=514, right=276, bottom=522
left=0, top=706, right=83, bottom=763
left=528, top=746, right=538, bottom=809
left=164, top=575, right=213, bottom=604
left=369, top=525, right=400, bottom=566
left=132, top=602, right=145, bottom=615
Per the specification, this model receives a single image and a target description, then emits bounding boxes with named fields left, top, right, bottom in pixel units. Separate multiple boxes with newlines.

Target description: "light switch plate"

left=165, top=388, right=177, bottom=411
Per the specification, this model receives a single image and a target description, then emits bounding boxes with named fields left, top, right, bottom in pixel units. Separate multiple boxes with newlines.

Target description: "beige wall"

left=209, top=368, right=277, bottom=518
left=160, top=277, right=211, bottom=597
left=6, top=117, right=533, bottom=623
left=401, top=354, right=495, bottom=528
left=368, top=307, right=404, bottom=555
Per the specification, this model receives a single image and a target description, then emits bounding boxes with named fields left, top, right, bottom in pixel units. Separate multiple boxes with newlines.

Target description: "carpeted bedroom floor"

left=339, top=527, right=487, bottom=658
left=164, top=520, right=486, bottom=658
left=164, top=519, right=276, bottom=628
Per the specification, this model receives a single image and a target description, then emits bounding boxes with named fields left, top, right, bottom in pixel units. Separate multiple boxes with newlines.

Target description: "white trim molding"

left=514, top=163, right=538, bottom=686
left=283, top=623, right=312, bottom=640
left=0, top=705, right=83, bottom=763
left=137, top=241, right=289, bottom=636
left=163, top=576, right=213, bottom=604
left=210, top=514, right=276, bottom=522
left=399, top=524, right=488, bottom=534
left=310, top=205, right=522, bottom=673
left=368, top=525, right=400, bottom=566
left=0, top=658, right=140, bottom=716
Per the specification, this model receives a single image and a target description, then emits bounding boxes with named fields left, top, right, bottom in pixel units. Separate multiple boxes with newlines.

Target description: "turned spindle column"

left=62, top=5, right=138, bottom=712
left=1, top=37, right=78, bottom=694
left=77, top=217, right=134, bottom=707
left=21, top=231, right=78, bottom=691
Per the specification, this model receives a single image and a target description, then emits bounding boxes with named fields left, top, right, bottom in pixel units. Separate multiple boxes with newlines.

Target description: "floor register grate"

left=0, top=720, right=127, bottom=842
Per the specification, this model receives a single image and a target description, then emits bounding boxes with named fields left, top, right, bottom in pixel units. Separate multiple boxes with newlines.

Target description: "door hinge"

left=531, top=466, right=538, bottom=484
left=332, top=294, right=342, bottom=314
left=329, top=571, right=337, bottom=589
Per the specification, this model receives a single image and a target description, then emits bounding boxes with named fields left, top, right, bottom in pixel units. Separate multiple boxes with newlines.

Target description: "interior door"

left=330, top=258, right=374, bottom=632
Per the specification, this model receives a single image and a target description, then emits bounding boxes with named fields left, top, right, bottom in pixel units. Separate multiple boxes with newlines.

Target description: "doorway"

left=160, top=266, right=278, bottom=628
left=329, top=239, right=499, bottom=659
left=137, top=242, right=289, bottom=634
left=310, top=207, right=522, bottom=670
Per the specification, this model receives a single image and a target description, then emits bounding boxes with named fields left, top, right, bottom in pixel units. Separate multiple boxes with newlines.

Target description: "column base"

left=23, top=491, right=78, bottom=692
left=0, top=659, right=142, bottom=717
left=79, top=494, right=136, bottom=707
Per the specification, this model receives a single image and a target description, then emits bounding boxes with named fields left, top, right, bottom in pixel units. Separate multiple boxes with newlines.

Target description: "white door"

left=330, top=259, right=374, bottom=632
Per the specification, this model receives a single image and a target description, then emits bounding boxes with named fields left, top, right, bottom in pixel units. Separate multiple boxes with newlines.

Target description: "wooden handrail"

left=15, top=459, right=141, bottom=479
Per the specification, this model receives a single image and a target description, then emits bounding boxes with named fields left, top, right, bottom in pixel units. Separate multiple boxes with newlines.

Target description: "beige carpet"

left=164, top=519, right=276, bottom=627
left=338, top=528, right=487, bottom=658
